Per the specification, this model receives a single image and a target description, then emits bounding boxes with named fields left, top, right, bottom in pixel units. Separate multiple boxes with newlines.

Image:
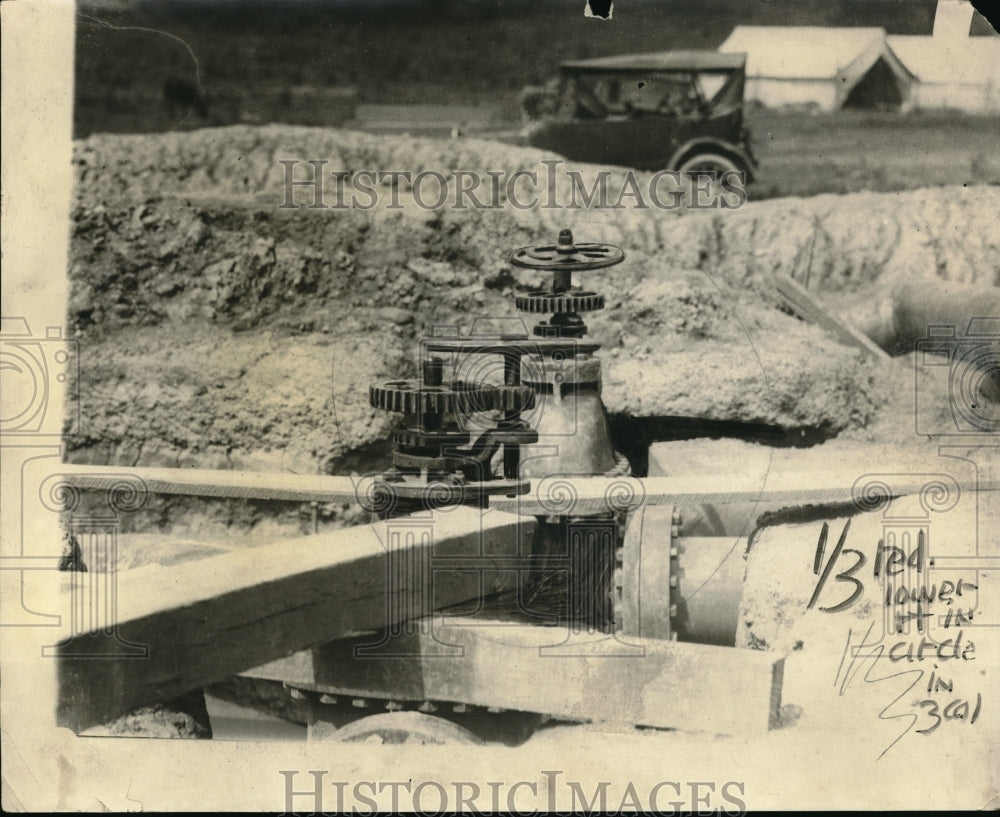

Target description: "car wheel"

left=328, top=711, right=484, bottom=745
left=676, top=153, right=745, bottom=206
left=677, top=152, right=743, bottom=177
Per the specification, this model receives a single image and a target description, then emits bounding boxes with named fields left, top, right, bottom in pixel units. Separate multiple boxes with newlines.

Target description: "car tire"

left=676, top=152, right=744, bottom=177
left=328, top=711, right=484, bottom=745
left=676, top=152, right=746, bottom=205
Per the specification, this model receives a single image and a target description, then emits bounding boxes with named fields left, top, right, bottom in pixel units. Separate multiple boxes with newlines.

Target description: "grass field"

left=744, top=107, right=1000, bottom=198
left=74, top=0, right=944, bottom=137
left=342, top=103, right=999, bottom=199
left=73, top=0, right=998, bottom=200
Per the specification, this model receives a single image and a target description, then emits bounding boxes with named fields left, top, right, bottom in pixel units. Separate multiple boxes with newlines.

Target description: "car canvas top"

left=558, top=50, right=747, bottom=74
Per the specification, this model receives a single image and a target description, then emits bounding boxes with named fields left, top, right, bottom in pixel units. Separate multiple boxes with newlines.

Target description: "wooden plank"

left=491, top=472, right=1000, bottom=517
left=55, top=508, right=535, bottom=732
left=245, top=617, right=783, bottom=736
left=775, top=273, right=891, bottom=360
left=59, top=464, right=1000, bottom=516
left=56, top=463, right=361, bottom=503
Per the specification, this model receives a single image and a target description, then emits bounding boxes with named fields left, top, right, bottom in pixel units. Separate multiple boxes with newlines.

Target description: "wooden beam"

left=775, top=273, right=891, bottom=360
left=59, top=465, right=999, bottom=516
left=245, top=617, right=784, bottom=736
left=491, top=473, right=999, bottom=516
left=56, top=463, right=360, bottom=503
left=55, top=507, right=535, bottom=732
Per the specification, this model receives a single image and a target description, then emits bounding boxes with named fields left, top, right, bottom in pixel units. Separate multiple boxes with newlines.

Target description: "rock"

left=154, top=279, right=182, bottom=296
left=205, top=676, right=311, bottom=725
left=407, top=257, right=457, bottom=284
left=376, top=306, right=414, bottom=325
left=129, top=204, right=149, bottom=230
left=83, top=689, right=213, bottom=738
left=185, top=216, right=208, bottom=247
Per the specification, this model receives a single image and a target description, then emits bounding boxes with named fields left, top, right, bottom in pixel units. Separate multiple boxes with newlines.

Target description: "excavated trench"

left=64, top=126, right=1000, bottom=738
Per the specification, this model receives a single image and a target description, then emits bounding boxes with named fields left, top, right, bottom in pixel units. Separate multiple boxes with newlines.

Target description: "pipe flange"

left=615, top=505, right=681, bottom=640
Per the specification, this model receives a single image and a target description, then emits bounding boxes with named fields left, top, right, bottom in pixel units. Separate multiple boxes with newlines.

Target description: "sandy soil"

left=64, top=126, right=999, bottom=745
left=68, top=126, right=998, bottom=490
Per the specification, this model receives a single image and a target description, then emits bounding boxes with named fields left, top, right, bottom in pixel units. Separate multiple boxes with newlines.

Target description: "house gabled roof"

left=719, top=26, right=895, bottom=81
left=889, top=35, right=1000, bottom=86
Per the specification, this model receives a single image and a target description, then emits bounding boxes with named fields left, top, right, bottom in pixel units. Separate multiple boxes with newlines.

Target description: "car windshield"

left=556, top=70, right=741, bottom=120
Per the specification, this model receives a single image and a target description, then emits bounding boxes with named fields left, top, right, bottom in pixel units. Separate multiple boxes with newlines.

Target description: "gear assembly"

left=365, top=228, right=626, bottom=513
left=342, top=229, right=745, bottom=712
left=54, top=228, right=767, bottom=746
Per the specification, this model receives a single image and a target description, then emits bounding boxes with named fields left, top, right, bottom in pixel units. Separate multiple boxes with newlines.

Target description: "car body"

left=521, top=50, right=757, bottom=179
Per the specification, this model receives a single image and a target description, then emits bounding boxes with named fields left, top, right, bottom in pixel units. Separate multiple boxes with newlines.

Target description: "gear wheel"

left=507, top=230, right=620, bottom=338
left=514, top=291, right=605, bottom=315
left=509, top=235, right=625, bottom=272
left=370, top=381, right=535, bottom=414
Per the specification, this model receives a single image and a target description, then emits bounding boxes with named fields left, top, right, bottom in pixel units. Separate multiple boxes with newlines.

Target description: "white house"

left=718, top=26, right=915, bottom=112
left=888, top=1, right=1000, bottom=114
left=718, top=1, right=999, bottom=114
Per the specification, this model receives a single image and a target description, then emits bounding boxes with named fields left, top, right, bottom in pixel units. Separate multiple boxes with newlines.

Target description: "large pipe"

left=672, top=536, right=745, bottom=647
left=622, top=505, right=745, bottom=646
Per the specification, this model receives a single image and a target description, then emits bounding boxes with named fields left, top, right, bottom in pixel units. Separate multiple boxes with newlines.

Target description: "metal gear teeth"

left=488, top=385, right=537, bottom=412
left=514, top=291, right=605, bottom=314
left=508, top=242, right=625, bottom=271
left=391, top=428, right=472, bottom=448
left=369, top=382, right=453, bottom=414
left=669, top=510, right=681, bottom=636
left=369, top=382, right=535, bottom=414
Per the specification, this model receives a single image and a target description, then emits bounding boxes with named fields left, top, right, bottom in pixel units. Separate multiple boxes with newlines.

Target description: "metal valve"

left=508, top=228, right=624, bottom=338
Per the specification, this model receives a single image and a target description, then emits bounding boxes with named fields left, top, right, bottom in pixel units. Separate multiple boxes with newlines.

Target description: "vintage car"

left=521, top=50, right=757, bottom=180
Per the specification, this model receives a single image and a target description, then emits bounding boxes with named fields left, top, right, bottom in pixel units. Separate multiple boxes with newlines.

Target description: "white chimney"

left=932, top=0, right=974, bottom=39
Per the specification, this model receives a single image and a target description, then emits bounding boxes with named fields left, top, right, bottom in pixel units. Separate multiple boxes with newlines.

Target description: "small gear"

left=369, top=381, right=534, bottom=414
left=370, top=382, right=454, bottom=414
left=514, top=291, right=605, bottom=315
left=475, top=383, right=536, bottom=412
left=391, top=428, right=472, bottom=449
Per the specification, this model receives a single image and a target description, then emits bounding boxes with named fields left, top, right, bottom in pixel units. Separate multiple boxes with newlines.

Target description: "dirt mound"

left=67, top=126, right=998, bottom=505
left=73, top=125, right=999, bottom=291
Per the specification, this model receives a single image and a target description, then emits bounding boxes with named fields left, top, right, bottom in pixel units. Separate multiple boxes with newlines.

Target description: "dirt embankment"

left=66, top=127, right=999, bottom=535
